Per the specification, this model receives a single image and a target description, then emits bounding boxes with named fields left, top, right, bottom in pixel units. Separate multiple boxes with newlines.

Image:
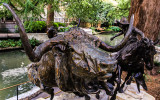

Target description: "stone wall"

left=27, top=33, right=49, bottom=42
left=0, top=23, right=16, bottom=33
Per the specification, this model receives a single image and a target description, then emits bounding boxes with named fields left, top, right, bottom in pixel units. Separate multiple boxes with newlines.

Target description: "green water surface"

left=0, top=50, right=33, bottom=100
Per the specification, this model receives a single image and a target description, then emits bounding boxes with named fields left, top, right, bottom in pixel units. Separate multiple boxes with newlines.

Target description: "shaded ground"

left=121, top=66, right=160, bottom=100
left=145, top=67, right=160, bottom=100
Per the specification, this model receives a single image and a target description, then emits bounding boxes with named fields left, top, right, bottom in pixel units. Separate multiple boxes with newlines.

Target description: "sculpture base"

left=47, top=83, right=155, bottom=100
left=53, top=90, right=109, bottom=100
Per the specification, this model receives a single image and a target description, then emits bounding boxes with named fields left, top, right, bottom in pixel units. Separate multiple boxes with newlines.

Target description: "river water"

left=95, top=34, right=123, bottom=46
left=0, top=34, right=123, bottom=100
left=0, top=50, right=34, bottom=100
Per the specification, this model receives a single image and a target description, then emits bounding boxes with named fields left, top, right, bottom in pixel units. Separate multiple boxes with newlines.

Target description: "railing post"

left=17, top=86, right=18, bottom=100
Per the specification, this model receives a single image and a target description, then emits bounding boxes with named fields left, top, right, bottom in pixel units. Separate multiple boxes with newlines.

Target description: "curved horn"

left=99, top=15, right=134, bottom=52
left=154, top=39, right=159, bottom=45
left=3, top=3, right=40, bottom=62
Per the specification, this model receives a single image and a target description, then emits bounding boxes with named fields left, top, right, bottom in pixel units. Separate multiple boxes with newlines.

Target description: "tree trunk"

left=47, top=4, right=54, bottom=29
left=129, top=0, right=160, bottom=41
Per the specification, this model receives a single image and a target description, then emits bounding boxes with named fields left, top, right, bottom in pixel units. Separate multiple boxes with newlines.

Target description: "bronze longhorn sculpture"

left=2, top=3, right=157, bottom=100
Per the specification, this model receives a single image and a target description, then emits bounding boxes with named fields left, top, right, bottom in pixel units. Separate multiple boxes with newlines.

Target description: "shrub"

left=69, top=21, right=78, bottom=25
left=52, top=22, right=59, bottom=28
left=104, top=28, right=112, bottom=32
left=36, top=21, right=47, bottom=32
left=29, top=38, right=40, bottom=47
left=24, top=21, right=47, bottom=33
left=90, top=27, right=96, bottom=30
left=109, top=26, right=121, bottom=32
left=58, top=28, right=65, bottom=32
left=15, top=40, right=22, bottom=47
left=56, top=22, right=66, bottom=27
left=58, top=25, right=73, bottom=32
left=0, top=38, right=40, bottom=48
left=14, top=25, right=19, bottom=33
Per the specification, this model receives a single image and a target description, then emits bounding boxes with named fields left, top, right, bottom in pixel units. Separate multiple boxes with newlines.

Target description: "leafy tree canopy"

left=64, top=0, right=131, bottom=25
left=106, top=0, right=131, bottom=24
left=0, top=0, right=131, bottom=26
left=64, top=0, right=113, bottom=24
left=0, top=0, right=60, bottom=20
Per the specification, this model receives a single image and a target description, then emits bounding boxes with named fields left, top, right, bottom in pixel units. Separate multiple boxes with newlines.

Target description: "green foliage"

left=14, top=25, right=19, bottom=33
left=0, top=39, right=16, bottom=48
left=103, top=26, right=121, bottom=32
left=106, top=0, right=131, bottom=24
left=64, top=0, right=112, bottom=24
left=90, top=27, right=96, bottom=30
left=24, top=21, right=46, bottom=33
left=0, top=0, right=60, bottom=19
left=52, top=22, right=67, bottom=28
left=52, top=22, right=59, bottom=28
left=109, top=26, right=121, bottom=32
left=0, top=38, right=40, bottom=48
left=29, top=38, right=40, bottom=46
left=104, top=28, right=112, bottom=32
left=0, top=1, right=13, bottom=19
left=56, top=22, right=66, bottom=27
left=58, top=25, right=73, bottom=32
left=69, top=21, right=78, bottom=25
left=15, top=40, right=22, bottom=47
left=58, top=28, right=65, bottom=32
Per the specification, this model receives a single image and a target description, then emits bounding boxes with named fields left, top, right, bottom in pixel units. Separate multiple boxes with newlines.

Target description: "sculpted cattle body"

left=2, top=3, right=157, bottom=100
left=116, top=38, right=156, bottom=90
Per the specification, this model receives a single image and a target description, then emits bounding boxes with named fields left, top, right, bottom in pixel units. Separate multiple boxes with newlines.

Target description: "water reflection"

left=0, top=50, right=33, bottom=100
left=95, top=34, right=123, bottom=46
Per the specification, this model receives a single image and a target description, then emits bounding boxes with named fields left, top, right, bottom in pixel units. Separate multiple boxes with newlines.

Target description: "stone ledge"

left=0, top=47, right=23, bottom=51
left=154, top=46, right=160, bottom=62
left=115, top=83, right=155, bottom=100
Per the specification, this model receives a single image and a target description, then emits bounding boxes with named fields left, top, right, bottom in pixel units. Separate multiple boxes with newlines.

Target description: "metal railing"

left=0, top=81, right=62, bottom=100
